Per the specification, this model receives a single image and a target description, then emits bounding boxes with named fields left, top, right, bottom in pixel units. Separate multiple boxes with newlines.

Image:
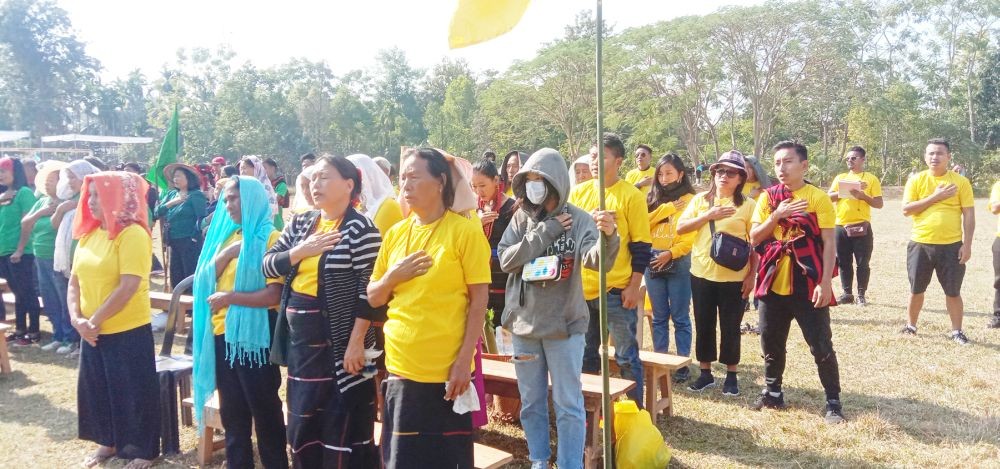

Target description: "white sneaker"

left=41, top=340, right=62, bottom=351
left=58, top=342, right=79, bottom=354
left=67, top=348, right=81, bottom=359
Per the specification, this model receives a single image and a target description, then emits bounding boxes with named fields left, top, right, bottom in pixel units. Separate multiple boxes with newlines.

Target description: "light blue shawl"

left=191, top=176, right=275, bottom=427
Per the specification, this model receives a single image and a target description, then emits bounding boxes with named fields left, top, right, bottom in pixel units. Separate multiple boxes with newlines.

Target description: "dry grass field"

left=2, top=196, right=998, bottom=468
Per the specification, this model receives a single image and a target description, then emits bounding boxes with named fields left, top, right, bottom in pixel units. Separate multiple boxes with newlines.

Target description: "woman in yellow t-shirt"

left=68, top=172, right=159, bottom=469
left=262, top=155, right=383, bottom=468
left=191, top=176, right=287, bottom=469
left=644, top=154, right=697, bottom=382
left=367, top=148, right=491, bottom=468
left=347, top=153, right=403, bottom=236
left=677, top=151, right=757, bottom=397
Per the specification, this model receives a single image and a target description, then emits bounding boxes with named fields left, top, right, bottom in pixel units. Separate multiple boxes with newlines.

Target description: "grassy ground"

left=1, top=197, right=998, bottom=468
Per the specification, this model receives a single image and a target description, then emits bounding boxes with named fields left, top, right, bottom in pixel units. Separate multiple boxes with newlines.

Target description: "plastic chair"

left=155, top=274, right=194, bottom=455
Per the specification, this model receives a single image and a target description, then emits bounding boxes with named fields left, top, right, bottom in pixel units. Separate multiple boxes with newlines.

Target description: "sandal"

left=81, top=448, right=115, bottom=468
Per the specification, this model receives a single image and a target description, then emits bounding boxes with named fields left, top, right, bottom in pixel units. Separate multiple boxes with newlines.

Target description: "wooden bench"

left=608, top=346, right=690, bottom=418
left=480, top=358, right=635, bottom=469
left=183, top=397, right=514, bottom=469
left=0, top=322, right=11, bottom=375
left=1, top=291, right=192, bottom=318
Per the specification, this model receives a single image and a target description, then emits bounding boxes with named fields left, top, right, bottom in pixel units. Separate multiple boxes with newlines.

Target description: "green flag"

left=149, top=105, right=180, bottom=193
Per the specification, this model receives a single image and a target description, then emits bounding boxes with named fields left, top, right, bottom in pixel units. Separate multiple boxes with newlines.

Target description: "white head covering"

left=291, top=165, right=317, bottom=213
left=372, top=156, right=392, bottom=178
left=569, top=154, right=592, bottom=187
left=53, top=160, right=101, bottom=275
left=346, top=154, right=395, bottom=220
left=241, top=155, right=279, bottom=217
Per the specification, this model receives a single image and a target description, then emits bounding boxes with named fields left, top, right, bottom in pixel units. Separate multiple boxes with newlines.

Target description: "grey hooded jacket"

left=498, top=148, right=620, bottom=339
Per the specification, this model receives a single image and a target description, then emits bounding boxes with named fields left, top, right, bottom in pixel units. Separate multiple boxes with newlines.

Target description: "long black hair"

left=646, top=153, right=695, bottom=211
left=0, top=157, right=30, bottom=191
left=315, top=154, right=363, bottom=204
left=405, top=148, right=455, bottom=209
left=499, top=150, right=526, bottom=188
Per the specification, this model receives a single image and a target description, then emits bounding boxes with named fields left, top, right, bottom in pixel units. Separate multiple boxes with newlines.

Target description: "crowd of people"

left=0, top=133, right=997, bottom=469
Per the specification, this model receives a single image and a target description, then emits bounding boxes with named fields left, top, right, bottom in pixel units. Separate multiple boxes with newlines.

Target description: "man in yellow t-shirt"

left=989, top=180, right=1000, bottom=329
left=827, top=146, right=883, bottom=306
left=900, top=138, right=975, bottom=345
left=569, top=133, right=650, bottom=407
left=749, top=141, right=843, bottom=424
left=624, top=144, right=655, bottom=195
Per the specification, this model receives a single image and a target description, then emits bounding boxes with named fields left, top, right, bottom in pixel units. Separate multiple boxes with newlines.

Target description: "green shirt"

left=0, top=187, right=37, bottom=255
left=273, top=180, right=287, bottom=230
left=155, top=189, right=208, bottom=239
left=28, top=197, right=57, bottom=259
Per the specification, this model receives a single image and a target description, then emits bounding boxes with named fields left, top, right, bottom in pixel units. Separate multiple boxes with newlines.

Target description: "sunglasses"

left=713, top=168, right=741, bottom=178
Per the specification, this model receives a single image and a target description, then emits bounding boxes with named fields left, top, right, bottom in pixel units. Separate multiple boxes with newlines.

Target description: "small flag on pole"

left=148, top=105, right=180, bottom=194
left=448, top=0, right=530, bottom=49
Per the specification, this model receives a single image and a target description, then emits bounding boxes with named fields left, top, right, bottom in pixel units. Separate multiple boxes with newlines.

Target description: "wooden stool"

left=0, top=323, right=12, bottom=375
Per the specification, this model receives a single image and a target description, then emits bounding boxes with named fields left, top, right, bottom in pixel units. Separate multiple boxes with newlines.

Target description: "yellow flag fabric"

left=448, top=0, right=530, bottom=49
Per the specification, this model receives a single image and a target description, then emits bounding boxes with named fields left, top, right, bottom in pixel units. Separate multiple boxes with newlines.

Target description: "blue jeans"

left=583, top=292, right=645, bottom=407
left=512, top=333, right=585, bottom=469
left=644, top=255, right=693, bottom=356
left=35, top=257, right=76, bottom=342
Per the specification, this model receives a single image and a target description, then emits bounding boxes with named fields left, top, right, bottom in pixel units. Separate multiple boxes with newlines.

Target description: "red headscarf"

left=73, top=172, right=151, bottom=240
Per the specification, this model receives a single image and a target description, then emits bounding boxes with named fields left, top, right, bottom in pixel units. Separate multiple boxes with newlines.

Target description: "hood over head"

left=511, top=148, right=569, bottom=220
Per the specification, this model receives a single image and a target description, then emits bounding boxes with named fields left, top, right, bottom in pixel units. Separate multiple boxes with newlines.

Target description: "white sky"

left=60, top=0, right=760, bottom=80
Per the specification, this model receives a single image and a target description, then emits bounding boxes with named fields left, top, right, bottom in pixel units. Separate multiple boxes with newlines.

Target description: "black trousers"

left=835, top=225, right=874, bottom=295
left=758, top=293, right=841, bottom=399
left=167, top=237, right=201, bottom=289
left=0, top=254, right=41, bottom=333
left=214, top=334, right=288, bottom=469
left=993, top=238, right=1000, bottom=317
left=78, top=325, right=161, bottom=460
left=691, top=275, right=745, bottom=366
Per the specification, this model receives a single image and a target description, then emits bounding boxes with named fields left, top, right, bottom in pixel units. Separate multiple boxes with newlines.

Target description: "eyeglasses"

left=714, top=168, right=741, bottom=178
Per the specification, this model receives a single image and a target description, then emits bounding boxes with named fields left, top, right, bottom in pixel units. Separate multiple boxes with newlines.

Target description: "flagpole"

left=595, top=1, right=614, bottom=468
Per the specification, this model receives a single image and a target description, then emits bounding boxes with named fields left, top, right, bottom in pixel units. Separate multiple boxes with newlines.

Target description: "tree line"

left=1, top=0, right=998, bottom=188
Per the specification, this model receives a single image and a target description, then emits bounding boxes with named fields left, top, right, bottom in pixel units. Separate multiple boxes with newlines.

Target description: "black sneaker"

left=4, top=330, right=23, bottom=342
left=687, top=373, right=716, bottom=392
left=750, top=390, right=786, bottom=410
left=824, top=400, right=846, bottom=424
left=722, top=376, right=739, bottom=396
left=899, top=325, right=917, bottom=336
left=837, top=293, right=855, bottom=304
left=949, top=330, right=970, bottom=346
left=672, top=367, right=690, bottom=384
left=988, top=316, right=1000, bottom=329
left=855, top=296, right=867, bottom=306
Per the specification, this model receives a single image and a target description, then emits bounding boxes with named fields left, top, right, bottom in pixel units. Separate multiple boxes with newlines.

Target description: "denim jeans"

left=0, top=254, right=41, bottom=334
left=512, top=333, right=585, bottom=469
left=36, top=257, right=76, bottom=342
left=583, top=292, right=645, bottom=407
left=644, top=255, right=692, bottom=356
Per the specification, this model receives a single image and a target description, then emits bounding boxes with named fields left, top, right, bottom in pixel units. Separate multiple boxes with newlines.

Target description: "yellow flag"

left=448, top=0, right=530, bottom=49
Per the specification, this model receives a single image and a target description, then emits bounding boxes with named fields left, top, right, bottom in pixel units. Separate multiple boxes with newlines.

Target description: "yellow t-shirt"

left=679, top=193, right=756, bottom=282
left=212, top=231, right=283, bottom=335
left=903, top=170, right=974, bottom=245
left=752, top=184, right=835, bottom=296
left=291, top=218, right=340, bottom=296
left=829, top=172, right=882, bottom=226
left=991, top=181, right=1000, bottom=238
left=372, top=211, right=492, bottom=383
left=569, top=179, right=652, bottom=300
left=72, top=224, right=152, bottom=335
left=742, top=181, right=761, bottom=198
left=648, top=193, right=695, bottom=257
left=372, top=198, right=404, bottom=237
left=625, top=167, right=656, bottom=195
left=504, top=185, right=513, bottom=197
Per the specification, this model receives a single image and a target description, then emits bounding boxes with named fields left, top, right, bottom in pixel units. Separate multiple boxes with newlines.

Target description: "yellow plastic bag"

left=614, top=400, right=671, bottom=469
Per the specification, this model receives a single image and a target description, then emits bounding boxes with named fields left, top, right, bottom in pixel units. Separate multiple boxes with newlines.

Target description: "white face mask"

left=525, top=180, right=547, bottom=205
left=56, top=177, right=76, bottom=200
